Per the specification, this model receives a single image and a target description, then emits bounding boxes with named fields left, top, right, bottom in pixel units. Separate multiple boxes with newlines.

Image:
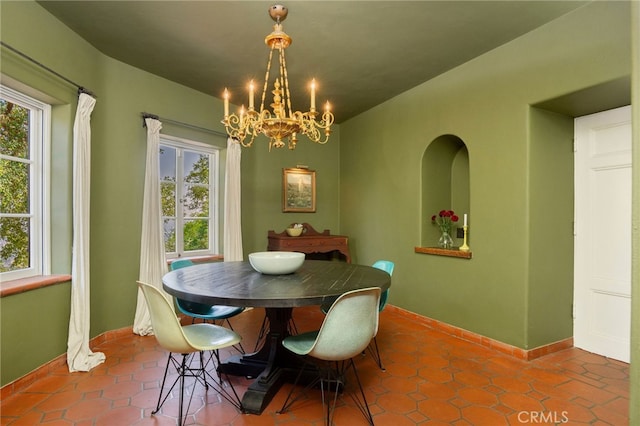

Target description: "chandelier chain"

left=279, top=48, right=293, bottom=119
left=261, top=48, right=275, bottom=113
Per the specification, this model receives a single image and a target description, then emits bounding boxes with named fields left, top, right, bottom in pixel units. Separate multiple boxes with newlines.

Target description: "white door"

left=574, top=105, right=632, bottom=363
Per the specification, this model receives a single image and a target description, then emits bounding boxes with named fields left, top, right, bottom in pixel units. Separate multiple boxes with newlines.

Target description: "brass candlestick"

left=459, top=225, right=470, bottom=252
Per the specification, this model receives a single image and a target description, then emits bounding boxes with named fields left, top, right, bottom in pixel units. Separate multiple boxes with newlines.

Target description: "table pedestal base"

left=218, top=307, right=299, bottom=414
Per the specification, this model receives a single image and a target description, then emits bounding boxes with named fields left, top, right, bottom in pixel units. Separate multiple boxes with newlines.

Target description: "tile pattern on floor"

left=1, top=305, right=630, bottom=425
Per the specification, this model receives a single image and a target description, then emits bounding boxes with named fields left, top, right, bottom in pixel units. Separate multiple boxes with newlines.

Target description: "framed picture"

left=282, top=168, right=316, bottom=212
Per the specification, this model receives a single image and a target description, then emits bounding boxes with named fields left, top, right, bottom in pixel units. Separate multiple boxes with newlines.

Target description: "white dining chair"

left=137, top=281, right=242, bottom=426
left=278, top=286, right=381, bottom=425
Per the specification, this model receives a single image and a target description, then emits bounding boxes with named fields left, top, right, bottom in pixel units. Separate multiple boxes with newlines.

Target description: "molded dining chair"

left=320, top=260, right=394, bottom=371
left=170, top=259, right=246, bottom=354
left=279, top=287, right=381, bottom=425
left=137, top=281, right=242, bottom=426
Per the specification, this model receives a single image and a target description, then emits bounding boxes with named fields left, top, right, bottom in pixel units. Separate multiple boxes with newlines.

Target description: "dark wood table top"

left=162, top=260, right=391, bottom=308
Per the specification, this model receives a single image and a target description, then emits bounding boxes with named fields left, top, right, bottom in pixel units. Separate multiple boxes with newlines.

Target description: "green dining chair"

left=320, top=259, right=394, bottom=371
left=278, top=287, right=381, bottom=425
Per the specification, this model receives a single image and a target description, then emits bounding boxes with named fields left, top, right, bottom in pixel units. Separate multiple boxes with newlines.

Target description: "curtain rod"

left=1, top=41, right=97, bottom=98
left=141, top=112, right=227, bottom=138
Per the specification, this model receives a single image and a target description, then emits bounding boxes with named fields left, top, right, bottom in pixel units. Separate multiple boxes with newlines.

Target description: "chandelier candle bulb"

left=310, top=79, right=316, bottom=111
left=223, top=88, right=229, bottom=117
left=249, top=81, right=255, bottom=110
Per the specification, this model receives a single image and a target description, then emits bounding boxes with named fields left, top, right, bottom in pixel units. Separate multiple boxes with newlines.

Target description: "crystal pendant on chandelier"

left=221, top=4, right=335, bottom=150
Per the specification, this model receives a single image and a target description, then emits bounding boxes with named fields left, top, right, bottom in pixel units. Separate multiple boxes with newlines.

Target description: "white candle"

left=249, top=80, right=255, bottom=110
left=464, top=214, right=468, bottom=227
left=223, top=88, right=229, bottom=117
left=310, top=79, right=316, bottom=110
left=239, top=105, right=245, bottom=126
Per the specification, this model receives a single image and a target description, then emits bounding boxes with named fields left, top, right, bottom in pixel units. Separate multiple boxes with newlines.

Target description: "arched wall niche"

left=421, top=134, right=470, bottom=248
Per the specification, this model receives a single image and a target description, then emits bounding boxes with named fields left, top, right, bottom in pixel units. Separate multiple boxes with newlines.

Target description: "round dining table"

left=162, top=259, right=391, bottom=414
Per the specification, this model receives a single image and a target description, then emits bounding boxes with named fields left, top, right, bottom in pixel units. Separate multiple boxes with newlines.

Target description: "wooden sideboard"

left=267, top=223, right=351, bottom=263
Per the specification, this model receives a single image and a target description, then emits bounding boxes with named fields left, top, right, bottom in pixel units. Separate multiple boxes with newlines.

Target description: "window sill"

left=1, top=274, right=72, bottom=297
left=167, top=254, right=224, bottom=266
left=414, top=246, right=472, bottom=259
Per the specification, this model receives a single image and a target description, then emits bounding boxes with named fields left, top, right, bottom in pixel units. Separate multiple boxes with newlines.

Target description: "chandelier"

left=222, top=4, right=334, bottom=151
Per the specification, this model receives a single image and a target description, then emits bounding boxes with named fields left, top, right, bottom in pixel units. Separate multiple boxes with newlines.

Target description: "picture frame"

left=282, top=167, right=316, bottom=212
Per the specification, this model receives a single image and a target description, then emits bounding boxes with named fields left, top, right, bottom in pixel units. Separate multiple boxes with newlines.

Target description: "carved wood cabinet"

left=267, top=223, right=351, bottom=263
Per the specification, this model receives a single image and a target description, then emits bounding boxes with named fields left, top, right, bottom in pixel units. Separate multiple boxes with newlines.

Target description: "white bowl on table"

left=249, top=251, right=305, bottom=275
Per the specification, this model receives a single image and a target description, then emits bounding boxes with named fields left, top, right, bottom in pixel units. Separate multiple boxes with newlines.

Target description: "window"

left=159, top=135, right=219, bottom=259
left=0, top=85, right=51, bottom=280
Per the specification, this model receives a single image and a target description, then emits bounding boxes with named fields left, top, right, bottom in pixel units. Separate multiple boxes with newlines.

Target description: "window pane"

left=159, top=145, right=176, bottom=181
left=0, top=100, right=30, bottom=159
left=0, top=159, right=29, bottom=213
left=163, top=218, right=176, bottom=252
left=161, top=181, right=176, bottom=217
left=184, top=151, right=208, bottom=184
left=0, top=217, right=30, bottom=272
left=183, top=183, right=209, bottom=217
left=183, top=219, right=208, bottom=251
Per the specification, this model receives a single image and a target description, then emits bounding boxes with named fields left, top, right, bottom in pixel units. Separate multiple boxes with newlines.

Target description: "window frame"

left=0, top=84, right=51, bottom=281
left=159, top=134, right=219, bottom=260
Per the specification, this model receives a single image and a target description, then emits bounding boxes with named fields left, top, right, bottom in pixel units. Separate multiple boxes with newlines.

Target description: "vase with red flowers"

left=432, top=210, right=459, bottom=249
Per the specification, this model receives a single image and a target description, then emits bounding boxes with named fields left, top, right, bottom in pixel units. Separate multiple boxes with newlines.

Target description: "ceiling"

left=38, top=1, right=589, bottom=123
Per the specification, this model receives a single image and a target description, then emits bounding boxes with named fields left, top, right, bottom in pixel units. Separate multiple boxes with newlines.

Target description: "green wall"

left=339, top=1, right=631, bottom=350
left=527, top=108, right=575, bottom=348
left=241, top=125, right=341, bottom=255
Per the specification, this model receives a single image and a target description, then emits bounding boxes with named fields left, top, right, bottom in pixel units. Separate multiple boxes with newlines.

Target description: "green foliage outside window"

left=0, top=100, right=30, bottom=272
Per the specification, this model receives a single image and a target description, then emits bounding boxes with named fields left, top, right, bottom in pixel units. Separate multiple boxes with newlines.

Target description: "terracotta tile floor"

left=1, top=306, right=630, bottom=425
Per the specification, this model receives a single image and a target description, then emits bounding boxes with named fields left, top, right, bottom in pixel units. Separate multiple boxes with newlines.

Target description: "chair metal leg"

left=278, top=357, right=374, bottom=426
left=320, top=363, right=344, bottom=426
left=177, top=355, right=187, bottom=426
left=151, top=351, right=241, bottom=425
left=346, top=358, right=375, bottom=425
left=367, top=337, right=385, bottom=371
left=277, top=358, right=320, bottom=414
left=254, top=314, right=269, bottom=351
left=152, top=353, right=173, bottom=415
left=153, top=353, right=196, bottom=426
left=223, top=319, right=246, bottom=354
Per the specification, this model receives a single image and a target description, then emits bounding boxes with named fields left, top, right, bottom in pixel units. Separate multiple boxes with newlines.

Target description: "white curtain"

left=133, top=118, right=169, bottom=335
left=224, top=137, right=243, bottom=261
left=67, top=93, right=106, bottom=372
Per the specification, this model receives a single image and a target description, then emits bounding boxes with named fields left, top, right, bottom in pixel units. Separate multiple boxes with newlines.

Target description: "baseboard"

left=0, top=327, right=135, bottom=401
left=385, top=305, right=573, bottom=361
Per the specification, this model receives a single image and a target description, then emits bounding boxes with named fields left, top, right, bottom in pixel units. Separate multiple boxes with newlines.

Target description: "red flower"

left=432, top=209, right=459, bottom=232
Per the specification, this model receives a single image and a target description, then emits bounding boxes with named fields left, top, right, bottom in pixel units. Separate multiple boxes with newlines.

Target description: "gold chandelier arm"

left=260, top=47, right=275, bottom=112
left=279, top=47, right=294, bottom=119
